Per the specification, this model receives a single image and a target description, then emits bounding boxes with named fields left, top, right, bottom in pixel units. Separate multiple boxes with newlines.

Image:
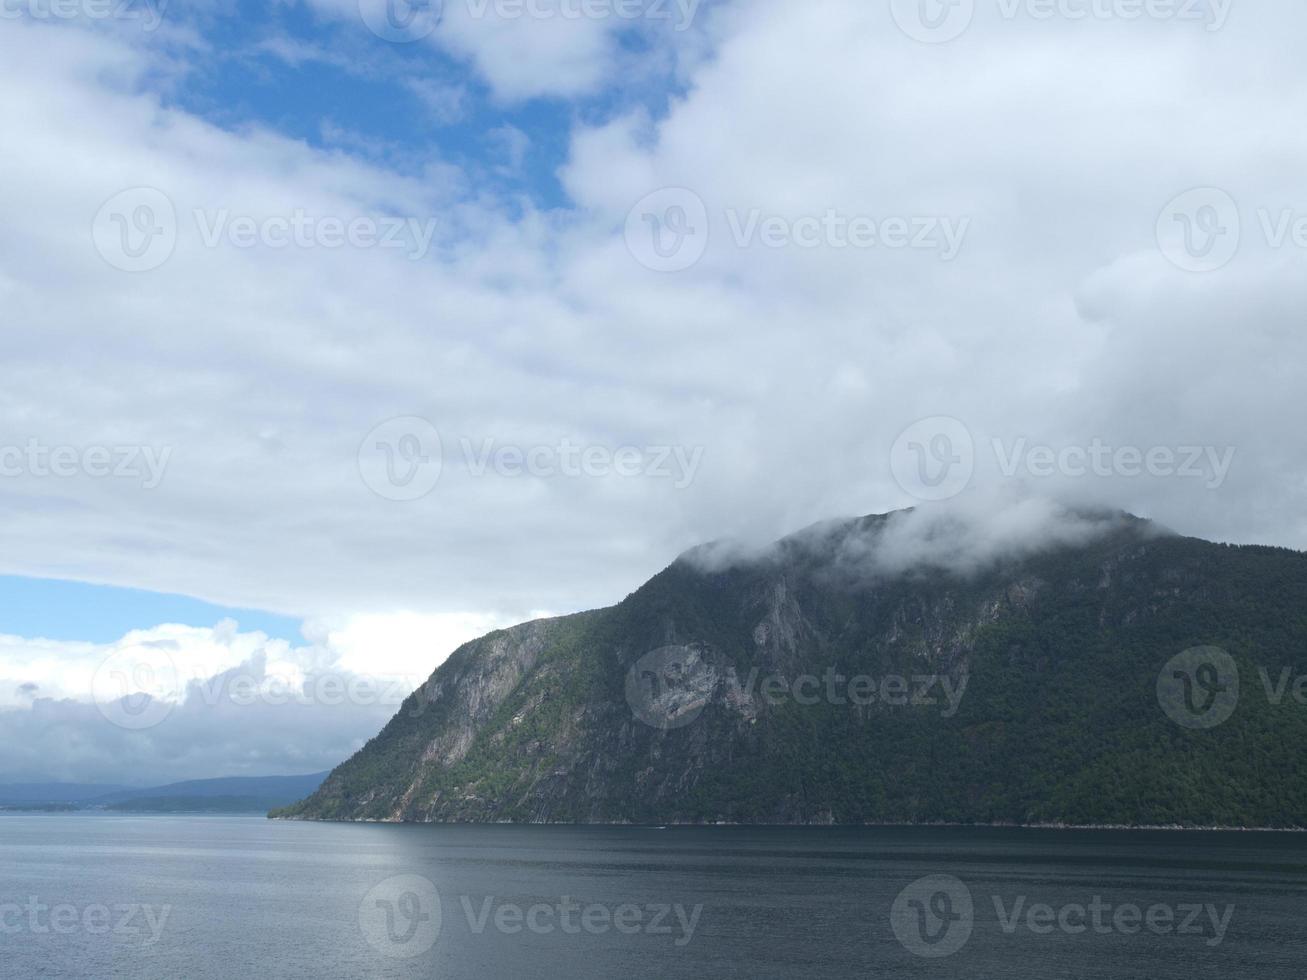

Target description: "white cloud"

left=311, top=0, right=700, bottom=101
left=404, top=77, right=468, bottom=123
left=307, top=609, right=522, bottom=681
left=0, top=609, right=509, bottom=783
left=0, top=622, right=277, bottom=708
left=433, top=0, right=618, bottom=100
left=487, top=123, right=531, bottom=173
left=840, top=494, right=1141, bottom=580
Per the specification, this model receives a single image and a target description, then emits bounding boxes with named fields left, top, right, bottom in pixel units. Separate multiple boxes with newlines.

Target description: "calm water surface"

left=2, top=815, right=1306, bottom=978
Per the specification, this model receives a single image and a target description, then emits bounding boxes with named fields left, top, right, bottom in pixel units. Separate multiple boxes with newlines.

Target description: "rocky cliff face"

left=275, top=509, right=1307, bottom=827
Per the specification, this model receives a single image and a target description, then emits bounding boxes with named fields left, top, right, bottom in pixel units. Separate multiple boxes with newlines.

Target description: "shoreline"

left=269, top=815, right=1307, bottom=833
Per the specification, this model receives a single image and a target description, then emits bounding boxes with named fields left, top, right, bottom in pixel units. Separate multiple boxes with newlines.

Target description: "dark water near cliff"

left=2, top=815, right=1306, bottom=978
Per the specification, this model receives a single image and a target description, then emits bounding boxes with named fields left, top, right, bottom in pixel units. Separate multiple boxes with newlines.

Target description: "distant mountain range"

left=275, top=508, right=1307, bottom=828
left=0, top=772, right=328, bottom=813
left=0, top=782, right=132, bottom=804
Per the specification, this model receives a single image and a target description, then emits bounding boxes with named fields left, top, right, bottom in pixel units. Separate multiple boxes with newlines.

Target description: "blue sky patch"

left=0, top=576, right=302, bottom=643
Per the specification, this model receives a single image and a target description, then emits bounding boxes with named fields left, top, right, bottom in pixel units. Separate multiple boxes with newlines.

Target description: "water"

left=2, top=815, right=1306, bottom=979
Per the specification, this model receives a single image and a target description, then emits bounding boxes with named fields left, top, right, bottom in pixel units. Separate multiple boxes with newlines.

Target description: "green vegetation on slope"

left=275, top=514, right=1307, bottom=828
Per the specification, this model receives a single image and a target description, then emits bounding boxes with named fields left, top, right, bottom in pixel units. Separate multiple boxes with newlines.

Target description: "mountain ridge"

left=0, top=772, right=328, bottom=811
left=274, top=507, right=1307, bottom=828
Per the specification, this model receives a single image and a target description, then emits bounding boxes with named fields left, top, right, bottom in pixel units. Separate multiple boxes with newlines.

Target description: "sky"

left=1, top=0, right=1305, bottom=784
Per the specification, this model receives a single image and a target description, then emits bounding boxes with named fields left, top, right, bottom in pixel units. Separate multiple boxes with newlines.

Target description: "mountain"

left=91, top=773, right=329, bottom=812
left=0, top=783, right=129, bottom=805
left=273, top=509, right=1307, bottom=828
left=0, top=773, right=328, bottom=813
